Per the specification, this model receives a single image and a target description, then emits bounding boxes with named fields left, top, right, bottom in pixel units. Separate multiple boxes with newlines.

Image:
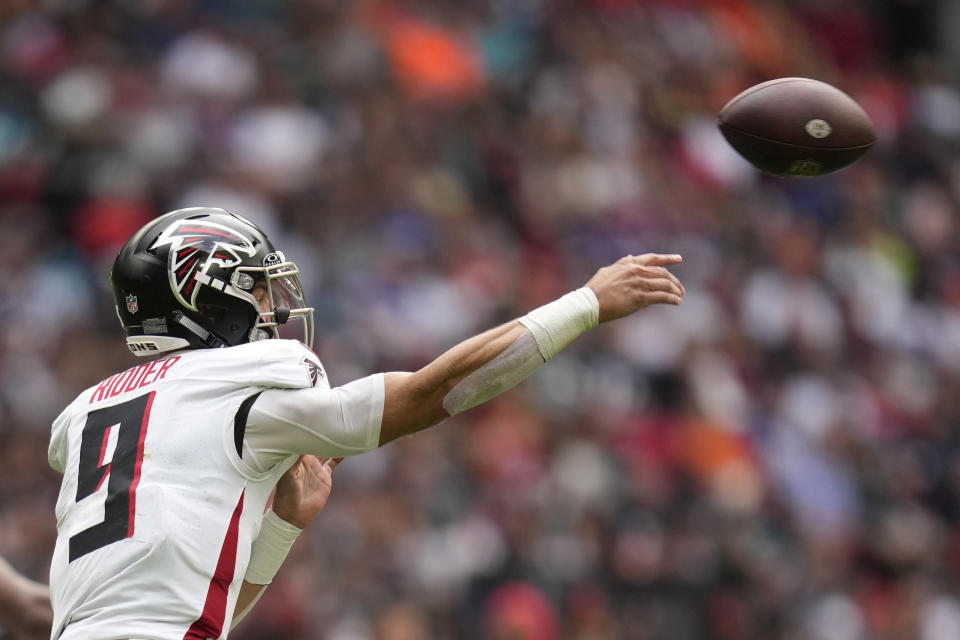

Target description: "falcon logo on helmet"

left=150, top=219, right=257, bottom=311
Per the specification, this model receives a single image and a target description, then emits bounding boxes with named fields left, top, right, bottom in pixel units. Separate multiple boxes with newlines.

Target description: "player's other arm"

left=233, top=455, right=339, bottom=628
left=379, top=253, right=684, bottom=445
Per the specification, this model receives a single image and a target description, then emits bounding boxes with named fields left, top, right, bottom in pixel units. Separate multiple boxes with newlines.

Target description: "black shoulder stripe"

left=234, top=391, right=264, bottom=458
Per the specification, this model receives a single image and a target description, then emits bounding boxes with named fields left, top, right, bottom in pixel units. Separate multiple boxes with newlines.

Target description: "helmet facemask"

left=233, top=251, right=315, bottom=348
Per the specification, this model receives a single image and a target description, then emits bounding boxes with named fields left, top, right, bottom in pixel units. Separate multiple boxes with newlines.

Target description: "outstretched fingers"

left=632, top=253, right=683, bottom=267
left=628, top=255, right=685, bottom=307
left=589, top=253, right=686, bottom=321
left=639, top=277, right=684, bottom=298
left=638, top=265, right=685, bottom=295
left=640, top=290, right=683, bottom=306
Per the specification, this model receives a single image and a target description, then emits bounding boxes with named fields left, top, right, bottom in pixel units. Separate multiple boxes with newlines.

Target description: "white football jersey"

left=48, top=339, right=383, bottom=640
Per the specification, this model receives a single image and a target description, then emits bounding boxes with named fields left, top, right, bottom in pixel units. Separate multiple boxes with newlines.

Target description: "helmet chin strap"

left=172, top=311, right=227, bottom=349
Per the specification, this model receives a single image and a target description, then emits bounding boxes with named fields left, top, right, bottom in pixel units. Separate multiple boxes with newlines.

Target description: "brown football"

left=717, top=78, right=876, bottom=177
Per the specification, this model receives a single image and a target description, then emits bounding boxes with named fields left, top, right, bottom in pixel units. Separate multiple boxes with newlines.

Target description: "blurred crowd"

left=3, top=0, right=960, bottom=638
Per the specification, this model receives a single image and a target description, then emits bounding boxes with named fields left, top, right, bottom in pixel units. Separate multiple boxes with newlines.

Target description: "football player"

left=48, top=207, right=684, bottom=639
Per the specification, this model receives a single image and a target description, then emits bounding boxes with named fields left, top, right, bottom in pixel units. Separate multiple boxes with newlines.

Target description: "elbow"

left=408, top=372, right=452, bottom=427
left=400, top=370, right=450, bottom=411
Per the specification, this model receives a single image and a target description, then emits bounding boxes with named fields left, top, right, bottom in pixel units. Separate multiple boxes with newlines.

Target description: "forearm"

left=380, top=288, right=599, bottom=444
left=232, top=581, right=266, bottom=627
left=380, top=321, right=527, bottom=441
left=421, top=321, right=528, bottom=390
left=233, top=456, right=337, bottom=628
left=232, top=510, right=302, bottom=628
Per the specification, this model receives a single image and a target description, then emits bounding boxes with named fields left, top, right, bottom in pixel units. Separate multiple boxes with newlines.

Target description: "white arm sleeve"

left=442, top=330, right=545, bottom=416
left=242, top=373, right=385, bottom=474
left=441, top=288, right=599, bottom=416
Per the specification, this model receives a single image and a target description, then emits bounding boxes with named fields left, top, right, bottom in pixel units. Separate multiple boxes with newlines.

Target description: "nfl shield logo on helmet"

left=126, top=293, right=139, bottom=314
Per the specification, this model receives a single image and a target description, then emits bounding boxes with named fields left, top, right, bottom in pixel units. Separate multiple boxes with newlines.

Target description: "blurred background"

left=2, top=0, right=960, bottom=638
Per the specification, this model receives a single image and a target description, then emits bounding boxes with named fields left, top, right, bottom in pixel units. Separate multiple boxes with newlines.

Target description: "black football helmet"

left=110, top=207, right=314, bottom=356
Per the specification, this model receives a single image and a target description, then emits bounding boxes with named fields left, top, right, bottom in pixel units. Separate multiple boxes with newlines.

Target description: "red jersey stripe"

left=127, top=392, right=154, bottom=537
left=183, top=492, right=245, bottom=640
left=94, top=425, right=113, bottom=492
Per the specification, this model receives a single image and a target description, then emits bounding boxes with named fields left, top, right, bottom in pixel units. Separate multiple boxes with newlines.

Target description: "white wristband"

left=518, top=287, right=600, bottom=361
left=244, top=510, right=302, bottom=585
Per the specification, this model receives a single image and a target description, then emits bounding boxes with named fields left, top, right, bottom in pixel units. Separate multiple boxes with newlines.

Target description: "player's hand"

left=271, top=455, right=341, bottom=529
left=585, top=254, right=685, bottom=323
